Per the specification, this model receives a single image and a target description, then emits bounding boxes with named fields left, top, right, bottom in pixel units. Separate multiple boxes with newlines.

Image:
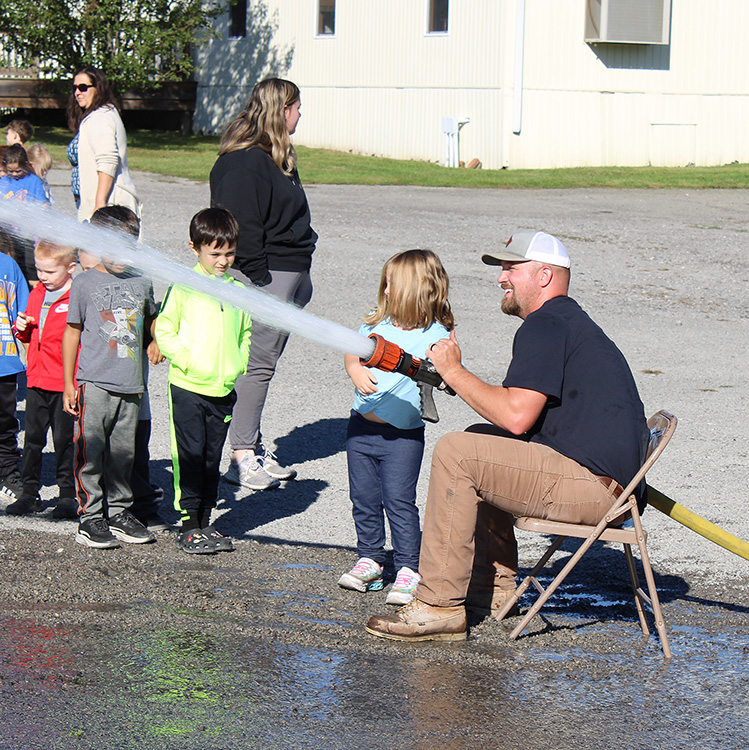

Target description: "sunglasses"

left=72, top=83, right=95, bottom=93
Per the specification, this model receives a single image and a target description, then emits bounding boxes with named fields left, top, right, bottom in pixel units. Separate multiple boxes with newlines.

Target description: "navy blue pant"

left=346, top=410, right=425, bottom=571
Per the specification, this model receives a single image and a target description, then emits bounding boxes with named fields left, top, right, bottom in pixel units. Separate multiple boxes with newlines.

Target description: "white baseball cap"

left=482, top=230, right=571, bottom=269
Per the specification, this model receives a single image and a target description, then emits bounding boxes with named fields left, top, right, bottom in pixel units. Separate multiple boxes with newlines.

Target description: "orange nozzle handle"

left=361, top=333, right=449, bottom=391
left=360, top=333, right=420, bottom=379
left=361, top=333, right=405, bottom=372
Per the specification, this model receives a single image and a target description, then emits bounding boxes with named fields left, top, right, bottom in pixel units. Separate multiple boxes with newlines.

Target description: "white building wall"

left=194, top=0, right=749, bottom=169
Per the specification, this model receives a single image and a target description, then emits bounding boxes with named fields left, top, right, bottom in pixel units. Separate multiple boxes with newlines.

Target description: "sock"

left=180, top=514, right=200, bottom=532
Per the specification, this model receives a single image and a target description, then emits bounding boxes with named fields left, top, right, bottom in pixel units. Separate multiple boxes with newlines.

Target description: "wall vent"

left=585, top=0, right=671, bottom=45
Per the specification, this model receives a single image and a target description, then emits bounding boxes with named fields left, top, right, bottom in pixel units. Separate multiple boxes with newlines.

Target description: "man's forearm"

left=429, top=330, right=547, bottom=435
left=444, top=366, right=547, bottom=435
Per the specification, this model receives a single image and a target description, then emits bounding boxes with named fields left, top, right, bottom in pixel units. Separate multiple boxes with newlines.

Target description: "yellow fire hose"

left=647, top=486, right=749, bottom=561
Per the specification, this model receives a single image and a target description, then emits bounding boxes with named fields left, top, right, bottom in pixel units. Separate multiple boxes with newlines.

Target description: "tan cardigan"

left=77, top=105, right=140, bottom=222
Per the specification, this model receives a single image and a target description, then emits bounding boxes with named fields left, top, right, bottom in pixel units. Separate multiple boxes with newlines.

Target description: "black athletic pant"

left=168, top=383, right=236, bottom=524
left=0, top=373, right=20, bottom=477
left=21, top=387, right=75, bottom=499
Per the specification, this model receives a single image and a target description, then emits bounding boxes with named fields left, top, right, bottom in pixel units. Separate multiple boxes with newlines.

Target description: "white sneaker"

left=337, top=557, right=384, bottom=592
left=224, top=454, right=280, bottom=491
left=257, top=445, right=297, bottom=481
left=386, top=567, right=422, bottom=605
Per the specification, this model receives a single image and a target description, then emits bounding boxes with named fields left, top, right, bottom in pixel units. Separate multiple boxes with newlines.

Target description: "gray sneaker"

left=224, top=454, right=280, bottom=491
left=257, top=445, right=297, bottom=481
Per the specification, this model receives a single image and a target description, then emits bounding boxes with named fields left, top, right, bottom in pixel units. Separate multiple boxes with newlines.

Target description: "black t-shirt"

left=503, top=296, right=648, bottom=504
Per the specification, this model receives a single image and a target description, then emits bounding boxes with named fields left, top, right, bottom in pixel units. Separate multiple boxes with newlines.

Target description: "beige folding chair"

left=495, top=410, right=677, bottom=659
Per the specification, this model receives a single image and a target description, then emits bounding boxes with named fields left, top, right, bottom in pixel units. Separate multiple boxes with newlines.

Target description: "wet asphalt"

left=0, top=170, right=747, bottom=749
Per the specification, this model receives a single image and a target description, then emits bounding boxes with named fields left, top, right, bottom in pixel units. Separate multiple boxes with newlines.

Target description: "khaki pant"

left=416, top=427, right=621, bottom=607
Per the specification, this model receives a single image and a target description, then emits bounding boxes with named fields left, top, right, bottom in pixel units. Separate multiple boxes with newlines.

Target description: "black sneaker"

left=51, top=496, right=79, bottom=520
left=0, top=471, right=23, bottom=503
left=5, top=494, right=43, bottom=515
left=109, top=510, right=156, bottom=544
left=76, top=517, right=120, bottom=549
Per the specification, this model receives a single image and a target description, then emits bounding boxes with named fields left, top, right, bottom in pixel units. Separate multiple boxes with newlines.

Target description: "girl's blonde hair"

left=27, top=143, right=53, bottom=178
left=364, top=249, right=454, bottom=331
left=219, top=78, right=300, bottom=176
left=35, top=240, right=78, bottom=267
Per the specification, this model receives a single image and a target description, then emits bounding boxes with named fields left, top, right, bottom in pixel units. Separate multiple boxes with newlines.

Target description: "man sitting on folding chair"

left=366, top=230, right=649, bottom=642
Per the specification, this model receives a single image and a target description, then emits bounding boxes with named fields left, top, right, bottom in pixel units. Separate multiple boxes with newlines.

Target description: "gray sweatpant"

left=228, top=269, right=313, bottom=453
left=74, top=382, right=141, bottom=520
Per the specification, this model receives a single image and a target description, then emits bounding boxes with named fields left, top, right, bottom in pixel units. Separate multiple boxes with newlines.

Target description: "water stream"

left=0, top=201, right=375, bottom=360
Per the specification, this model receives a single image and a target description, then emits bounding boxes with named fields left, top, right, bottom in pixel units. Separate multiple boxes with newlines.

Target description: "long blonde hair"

left=364, top=249, right=455, bottom=331
left=219, top=78, right=300, bottom=176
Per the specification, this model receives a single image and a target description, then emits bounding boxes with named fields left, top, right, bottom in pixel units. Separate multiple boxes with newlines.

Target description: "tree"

left=0, top=0, right=223, bottom=93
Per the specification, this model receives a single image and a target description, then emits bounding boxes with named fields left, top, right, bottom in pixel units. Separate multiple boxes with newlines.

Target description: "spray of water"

left=0, top=201, right=375, bottom=360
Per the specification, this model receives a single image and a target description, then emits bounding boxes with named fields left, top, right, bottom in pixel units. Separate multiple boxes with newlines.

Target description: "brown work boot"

left=465, top=587, right=519, bottom=620
left=365, top=599, right=467, bottom=642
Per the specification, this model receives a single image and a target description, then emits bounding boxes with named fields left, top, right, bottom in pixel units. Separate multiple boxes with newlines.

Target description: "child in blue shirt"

left=339, top=249, right=455, bottom=605
left=0, top=250, right=30, bottom=504
left=0, top=144, right=48, bottom=204
left=0, top=144, right=48, bottom=287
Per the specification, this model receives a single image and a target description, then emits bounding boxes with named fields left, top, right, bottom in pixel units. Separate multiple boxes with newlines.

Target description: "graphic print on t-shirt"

left=0, top=279, right=20, bottom=357
left=90, top=280, right=143, bottom=358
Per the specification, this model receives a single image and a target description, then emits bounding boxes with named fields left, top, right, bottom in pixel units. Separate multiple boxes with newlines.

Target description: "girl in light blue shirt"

left=339, top=249, right=455, bottom=605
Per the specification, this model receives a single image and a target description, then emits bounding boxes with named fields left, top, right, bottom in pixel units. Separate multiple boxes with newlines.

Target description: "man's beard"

left=501, top=288, right=521, bottom=317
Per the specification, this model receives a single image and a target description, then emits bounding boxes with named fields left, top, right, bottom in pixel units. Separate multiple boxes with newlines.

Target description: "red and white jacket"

left=14, top=284, right=75, bottom=392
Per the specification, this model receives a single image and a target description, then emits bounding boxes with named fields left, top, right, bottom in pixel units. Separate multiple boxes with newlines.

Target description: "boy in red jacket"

left=9, top=241, right=77, bottom=517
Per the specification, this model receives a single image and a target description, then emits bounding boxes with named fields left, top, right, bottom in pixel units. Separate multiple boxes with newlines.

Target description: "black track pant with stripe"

left=168, top=383, right=235, bottom=524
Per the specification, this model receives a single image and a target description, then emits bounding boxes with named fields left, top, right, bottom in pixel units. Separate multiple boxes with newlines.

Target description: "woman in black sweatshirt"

left=210, top=78, right=317, bottom=490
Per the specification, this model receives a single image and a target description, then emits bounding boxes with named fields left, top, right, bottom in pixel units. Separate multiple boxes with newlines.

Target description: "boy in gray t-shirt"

left=62, top=206, right=159, bottom=549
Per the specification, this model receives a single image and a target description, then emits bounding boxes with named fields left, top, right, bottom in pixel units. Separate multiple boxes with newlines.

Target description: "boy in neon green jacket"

left=154, top=208, right=253, bottom=554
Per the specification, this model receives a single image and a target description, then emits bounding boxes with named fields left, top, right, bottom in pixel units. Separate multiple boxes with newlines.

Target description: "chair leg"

left=508, top=520, right=610, bottom=640
left=495, top=535, right=566, bottom=621
left=623, top=543, right=650, bottom=636
left=631, top=515, right=672, bottom=659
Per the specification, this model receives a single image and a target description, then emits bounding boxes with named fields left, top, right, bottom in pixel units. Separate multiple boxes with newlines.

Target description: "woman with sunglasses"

left=66, top=66, right=139, bottom=222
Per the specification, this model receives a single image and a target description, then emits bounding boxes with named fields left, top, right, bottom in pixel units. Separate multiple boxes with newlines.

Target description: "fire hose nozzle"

left=359, top=333, right=455, bottom=423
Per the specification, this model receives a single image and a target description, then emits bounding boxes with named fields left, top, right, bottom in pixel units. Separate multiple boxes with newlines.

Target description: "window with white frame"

left=427, top=0, right=449, bottom=34
left=229, top=0, right=247, bottom=38
left=318, top=0, right=336, bottom=36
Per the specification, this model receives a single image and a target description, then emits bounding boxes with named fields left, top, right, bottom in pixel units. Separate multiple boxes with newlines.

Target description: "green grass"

left=36, top=126, right=749, bottom=189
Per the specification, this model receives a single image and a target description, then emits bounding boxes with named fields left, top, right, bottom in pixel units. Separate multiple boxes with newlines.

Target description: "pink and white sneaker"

left=337, top=557, right=384, bottom=592
left=386, top=566, right=421, bottom=605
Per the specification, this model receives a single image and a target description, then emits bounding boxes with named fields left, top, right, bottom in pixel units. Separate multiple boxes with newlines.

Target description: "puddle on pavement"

left=0, top=613, right=747, bottom=750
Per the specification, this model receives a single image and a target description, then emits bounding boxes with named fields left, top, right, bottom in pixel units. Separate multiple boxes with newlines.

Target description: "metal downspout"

left=513, top=0, right=526, bottom=135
